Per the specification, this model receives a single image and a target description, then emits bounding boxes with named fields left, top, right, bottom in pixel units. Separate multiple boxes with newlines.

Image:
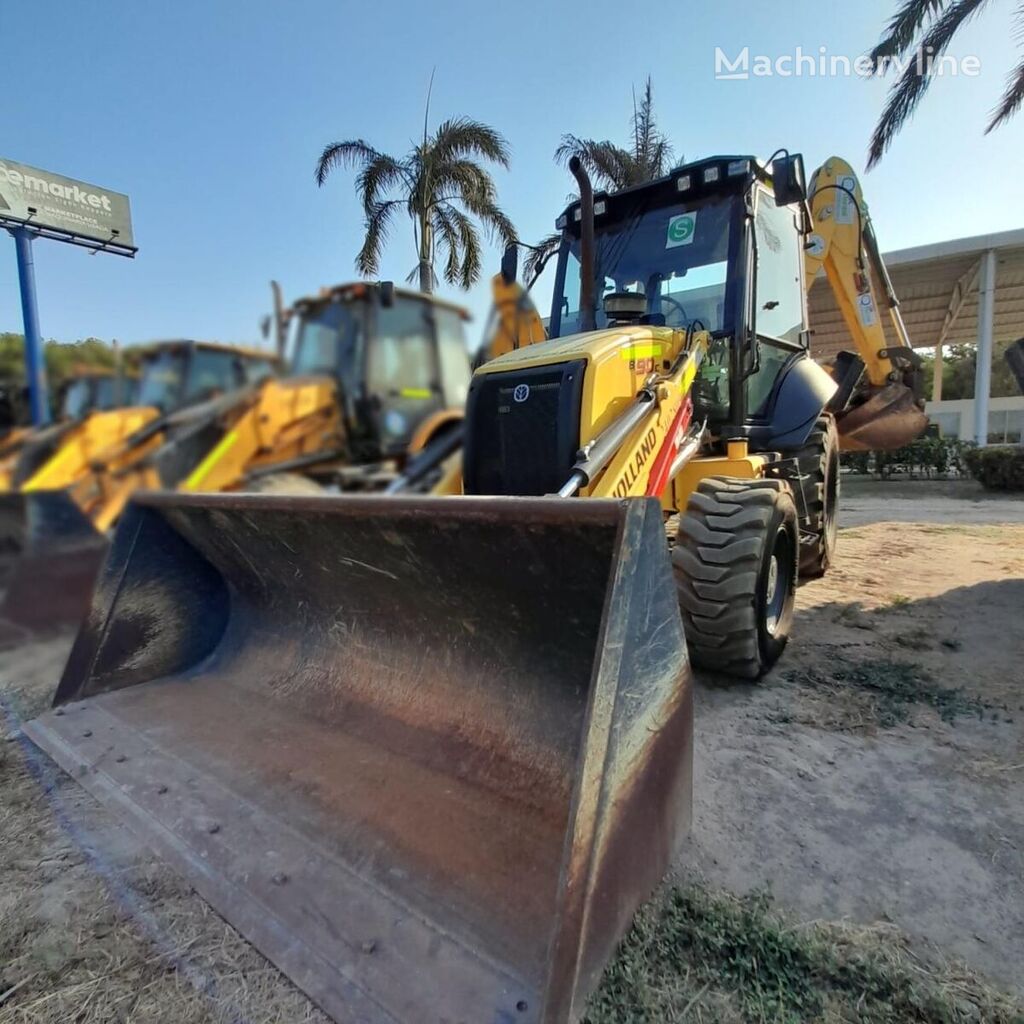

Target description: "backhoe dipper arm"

left=804, top=156, right=927, bottom=451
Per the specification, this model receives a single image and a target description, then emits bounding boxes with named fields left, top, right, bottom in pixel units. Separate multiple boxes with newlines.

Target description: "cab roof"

left=291, top=281, right=471, bottom=320
left=557, top=153, right=768, bottom=233
left=135, top=339, right=276, bottom=362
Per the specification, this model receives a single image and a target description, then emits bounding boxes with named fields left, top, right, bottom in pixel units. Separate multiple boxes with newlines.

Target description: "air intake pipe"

left=569, top=156, right=597, bottom=332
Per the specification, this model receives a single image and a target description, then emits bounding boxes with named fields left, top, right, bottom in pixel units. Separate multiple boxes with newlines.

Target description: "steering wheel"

left=659, top=295, right=689, bottom=328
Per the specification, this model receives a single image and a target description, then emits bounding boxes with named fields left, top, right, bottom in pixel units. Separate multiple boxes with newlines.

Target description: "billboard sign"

left=0, top=157, right=135, bottom=254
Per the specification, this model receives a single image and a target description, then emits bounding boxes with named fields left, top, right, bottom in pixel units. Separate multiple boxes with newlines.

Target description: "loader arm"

left=175, top=376, right=344, bottom=493
left=563, top=340, right=706, bottom=500
left=479, top=272, right=548, bottom=364
left=805, top=156, right=927, bottom=450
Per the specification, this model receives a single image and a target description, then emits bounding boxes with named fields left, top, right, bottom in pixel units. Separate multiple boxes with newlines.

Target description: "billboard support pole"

left=11, top=226, right=50, bottom=426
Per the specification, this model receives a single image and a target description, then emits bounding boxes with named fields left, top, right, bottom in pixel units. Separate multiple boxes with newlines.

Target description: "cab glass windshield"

left=366, top=297, right=437, bottom=396
left=551, top=194, right=740, bottom=337
left=61, top=378, right=108, bottom=418
left=137, top=350, right=187, bottom=411
left=291, top=301, right=363, bottom=394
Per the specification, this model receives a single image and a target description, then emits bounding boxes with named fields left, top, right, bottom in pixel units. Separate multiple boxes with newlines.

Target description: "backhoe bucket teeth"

left=836, top=381, right=929, bottom=451
left=0, top=491, right=107, bottom=644
left=25, top=491, right=693, bottom=1024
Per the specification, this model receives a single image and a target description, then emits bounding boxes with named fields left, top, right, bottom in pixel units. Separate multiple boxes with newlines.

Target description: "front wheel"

left=672, top=476, right=798, bottom=680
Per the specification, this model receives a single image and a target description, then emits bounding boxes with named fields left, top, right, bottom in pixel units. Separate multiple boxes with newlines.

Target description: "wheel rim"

left=764, top=527, right=794, bottom=636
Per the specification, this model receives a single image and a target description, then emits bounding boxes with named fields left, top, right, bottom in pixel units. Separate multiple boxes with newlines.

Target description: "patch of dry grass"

left=585, top=881, right=1024, bottom=1024
left=0, top=705, right=329, bottom=1024
left=779, top=658, right=991, bottom=733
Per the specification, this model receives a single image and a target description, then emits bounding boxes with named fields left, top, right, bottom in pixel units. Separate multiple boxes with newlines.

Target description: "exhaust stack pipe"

left=569, top=156, right=596, bottom=332
left=270, top=280, right=287, bottom=363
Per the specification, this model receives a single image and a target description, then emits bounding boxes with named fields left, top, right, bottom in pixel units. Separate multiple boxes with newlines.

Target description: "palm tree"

left=524, top=78, right=676, bottom=280
left=867, top=0, right=1024, bottom=167
left=315, top=99, right=517, bottom=292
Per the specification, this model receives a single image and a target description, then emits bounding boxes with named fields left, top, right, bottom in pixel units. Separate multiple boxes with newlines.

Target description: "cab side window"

left=243, top=359, right=276, bottom=385
left=186, top=349, right=239, bottom=400
left=753, top=194, right=804, bottom=344
left=746, top=193, right=805, bottom=416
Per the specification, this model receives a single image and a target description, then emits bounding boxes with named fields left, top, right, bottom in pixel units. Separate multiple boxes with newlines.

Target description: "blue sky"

left=1, top=0, right=1020, bottom=350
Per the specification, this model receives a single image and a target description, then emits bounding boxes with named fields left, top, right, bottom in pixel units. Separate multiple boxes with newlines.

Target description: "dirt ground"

left=1, top=478, right=1022, bottom=1022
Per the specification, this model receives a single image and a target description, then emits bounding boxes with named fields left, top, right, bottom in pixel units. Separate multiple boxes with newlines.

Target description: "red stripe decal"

left=645, top=396, right=693, bottom=497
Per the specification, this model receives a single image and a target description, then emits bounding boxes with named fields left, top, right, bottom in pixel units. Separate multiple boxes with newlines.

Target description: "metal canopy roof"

left=809, top=227, right=1024, bottom=360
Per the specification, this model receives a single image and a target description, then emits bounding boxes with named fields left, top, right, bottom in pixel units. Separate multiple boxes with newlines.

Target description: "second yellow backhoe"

left=24, top=152, right=925, bottom=1023
left=0, top=285, right=471, bottom=640
left=0, top=364, right=137, bottom=490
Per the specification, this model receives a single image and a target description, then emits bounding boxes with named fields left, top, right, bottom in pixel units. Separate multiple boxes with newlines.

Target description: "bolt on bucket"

left=0, top=490, right=107, bottom=645
left=25, top=490, right=693, bottom=1024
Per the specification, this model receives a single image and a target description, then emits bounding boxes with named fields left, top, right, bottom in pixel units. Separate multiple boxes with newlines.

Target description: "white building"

left=926, top=396, right=1023, bottom=443
left=810, top=228, right=1024, bottom=445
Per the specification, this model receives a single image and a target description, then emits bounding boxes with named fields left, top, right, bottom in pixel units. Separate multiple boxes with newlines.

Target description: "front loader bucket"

left=25, top=491, right=692, bottom=1024
left=0, top=491, right=107, bottom=643
left=836, top=381, right=929, bottom=451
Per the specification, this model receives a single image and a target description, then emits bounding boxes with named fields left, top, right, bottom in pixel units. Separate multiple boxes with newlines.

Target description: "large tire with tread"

left=795, top=414, right=839, bottom=579
left=672, top=476, right=798, bottom=680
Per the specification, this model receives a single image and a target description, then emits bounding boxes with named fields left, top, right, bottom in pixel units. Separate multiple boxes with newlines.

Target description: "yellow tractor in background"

left=24, top=153, right=924, bottom=1023
left=0, top=340, right=277, bottom=642
left=0, top=285, right=471, bottom=640
left=0, top=364, right=138, bottom=490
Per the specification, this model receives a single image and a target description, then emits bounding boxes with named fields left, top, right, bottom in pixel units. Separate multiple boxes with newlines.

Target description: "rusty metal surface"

left=837, top=382, right=929, bottom=452
left=0, top=491, right=108, bottom=642
left=28, top=491, right=692, bottom=1024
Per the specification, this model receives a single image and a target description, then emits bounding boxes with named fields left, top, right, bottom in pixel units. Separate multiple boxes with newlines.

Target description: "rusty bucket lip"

left=132, top=489, right=640, bottom=526
left=29, top=488, right=693, bottom=1024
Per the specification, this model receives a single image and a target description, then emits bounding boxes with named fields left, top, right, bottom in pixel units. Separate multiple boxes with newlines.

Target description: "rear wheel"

left=672, top=476, right=798, bottom=679
left=795, top=414, right=839, bottom=579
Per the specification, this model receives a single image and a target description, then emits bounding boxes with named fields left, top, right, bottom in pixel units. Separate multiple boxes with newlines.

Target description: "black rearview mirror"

left=379, top=281, right=395, bottom=308
left=500, top=244, right=519, bottom=285
left=772, top=153, right=807, bottom=206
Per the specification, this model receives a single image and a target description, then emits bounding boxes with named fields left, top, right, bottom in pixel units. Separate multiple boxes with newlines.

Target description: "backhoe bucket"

left=0, top=491, right=107, bottom=644
left=836, top=381, right=928, bottom=451
left=25, top=491, right=692, bottom=1024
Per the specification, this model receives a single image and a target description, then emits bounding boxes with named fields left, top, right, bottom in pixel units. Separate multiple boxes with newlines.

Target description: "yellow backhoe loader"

left=0, top=365, right=137, bottom=490
left=0, top=340, right=276, bottom=644
left=25, top=152, right=924, bottom=1024
left=1, top=286, right=471, bottom=640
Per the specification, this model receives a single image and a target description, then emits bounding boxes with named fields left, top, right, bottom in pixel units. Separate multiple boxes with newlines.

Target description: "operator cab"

left=136, top=342, right=276, bottom=413
left=550, top=154, right=814, bottom=438
left=60, top=370, right=137, bottom=419
left=289, top=283, right=472, bottom=460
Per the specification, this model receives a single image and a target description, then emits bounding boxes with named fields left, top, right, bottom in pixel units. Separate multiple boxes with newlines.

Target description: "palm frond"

left=355, top=200, right=399, bottom=277
left=631, top=77, right=674, bottom=177
left=431, top=159, right=496, bottom=207
left=556, top=136, right=636, bottom=191
left=434, top=204, right=483, bottom=289
left=869, top=0, right=949, bottom=62
left=354, top=154, right=408, bottom=213
left=432, top=205, right=463, bottom=286
left=430, top=118, right=511, bottom=167
left=867, top=0, right=991, bottom=166
left=523, top=233, right=561, bottom=283
left=315, top=139, right=381, bottom=187
left=987, top=56, right=1024, bottom=131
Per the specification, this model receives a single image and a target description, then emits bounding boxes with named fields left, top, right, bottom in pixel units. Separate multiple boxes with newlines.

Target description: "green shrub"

left=840, top=436, right=974, bottom=478
left=964, top=444, right=1024, bottom=490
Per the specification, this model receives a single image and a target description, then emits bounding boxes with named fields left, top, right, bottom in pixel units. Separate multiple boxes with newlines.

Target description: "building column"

left=973, top=248, right=996, bottom=445
left=933, top=343, right=943, bottom=401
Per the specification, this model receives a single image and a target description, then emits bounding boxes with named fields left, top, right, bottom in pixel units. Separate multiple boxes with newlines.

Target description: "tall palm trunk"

left=418, top=213, right=433, bottom=293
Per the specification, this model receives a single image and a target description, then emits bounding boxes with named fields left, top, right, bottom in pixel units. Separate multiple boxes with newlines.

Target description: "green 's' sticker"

left=666, top=213, right=696, bottom=248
